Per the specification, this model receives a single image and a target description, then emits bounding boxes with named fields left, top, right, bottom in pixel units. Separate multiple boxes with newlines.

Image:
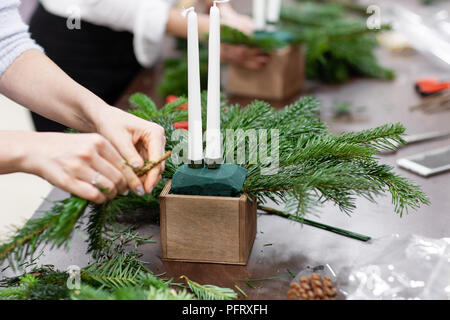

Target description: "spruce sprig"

left=180, top=276, right=238, bottom=300
left=0, top=197, right=88, bottom=270
left=279, top=2, right=395, bottom=82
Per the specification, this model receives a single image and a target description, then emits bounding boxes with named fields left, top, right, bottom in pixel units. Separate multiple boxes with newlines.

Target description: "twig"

left=234, top=285, right=247, bottom=297
left=258, top=206, right=371, bottom=242
left=132, top=151, right=172, bottom=177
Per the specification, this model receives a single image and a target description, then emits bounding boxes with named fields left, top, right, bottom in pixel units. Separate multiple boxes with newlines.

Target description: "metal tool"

left=381, top=130, right=450, bottom=154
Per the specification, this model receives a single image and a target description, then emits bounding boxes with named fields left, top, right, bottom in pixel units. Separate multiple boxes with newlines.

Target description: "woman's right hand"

left=20, top=132, right=132, bottom=204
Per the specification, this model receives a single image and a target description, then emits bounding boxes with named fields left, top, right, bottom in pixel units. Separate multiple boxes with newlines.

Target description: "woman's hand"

left=18, top=132, right=130, bottom=204
left=218, top=3, right=270, bottom=70
left=0, top=52, right=166, bottom=201
left=220, top=4, right=255, bottom=35
left=93, top=106, right=166, bottom=196
left=221, top=43, right=270, bottom=70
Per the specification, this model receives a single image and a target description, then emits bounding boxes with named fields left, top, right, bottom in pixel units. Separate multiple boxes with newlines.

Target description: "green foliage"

left=420, top=0, right=441, bottom=4
left=71, top=285, right=194, bottom=300
left=0, top=94, right=429, bottom=300
left=0, top=274, right=37, bottom=300
left=220, top=25, right=286, bottom=52
left=280, top=2, right=395, bottom=82
left=0, top=265, right=71, bottom=300
left=0, top=197, right=88, bottom=270
left=158, top=1, right=395, bottom=96
left=181, top=276, right=237, bottom=300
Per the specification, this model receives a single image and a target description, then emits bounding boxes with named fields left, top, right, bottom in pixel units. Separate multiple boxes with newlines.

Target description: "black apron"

left=29, top=4, right=142, bottom=132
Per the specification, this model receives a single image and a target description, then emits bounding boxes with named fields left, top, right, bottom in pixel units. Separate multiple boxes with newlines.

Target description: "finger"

left=144, top=127, right=166, bottom=193
left=255, top=56, right=270, bottom=65
left=71, top=179, right=108, bottom=204
left=74, top=167, right=118, bottom=200
left=243, top=60, right=265, bottom=70
left=112, top=132, right=144, bottom=168
left=91, top=153, right=128, bottom=195
left=52, top=172, right=107, bottom=204
left=99, top=136, right=145, bottom=196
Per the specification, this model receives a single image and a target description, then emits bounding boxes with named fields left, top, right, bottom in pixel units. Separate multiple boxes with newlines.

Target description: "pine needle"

left=180, top=276, right=237, bottom=300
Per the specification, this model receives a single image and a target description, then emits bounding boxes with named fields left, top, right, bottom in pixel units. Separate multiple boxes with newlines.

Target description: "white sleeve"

left=40, top=0, right=175, bottom=67
left=0, top=0, right=43, bottom=77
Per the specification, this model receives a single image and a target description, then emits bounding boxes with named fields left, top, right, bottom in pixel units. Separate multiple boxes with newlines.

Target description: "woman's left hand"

left=94, top=106, right=167, bottom=195
left=220, top=5, right=255, bottom=35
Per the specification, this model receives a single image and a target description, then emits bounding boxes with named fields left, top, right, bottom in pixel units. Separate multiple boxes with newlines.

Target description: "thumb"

left=114, top=135, right=144, bottom=169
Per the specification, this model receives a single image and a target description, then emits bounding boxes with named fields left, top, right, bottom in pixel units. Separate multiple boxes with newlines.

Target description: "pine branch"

left=0, top=197, right=88, bottom=269
left=259, top=205, right=371, bottom=241
left=220, top=25, right=286, bottom=52
left=0, top=153, right=170, bottom=267
left=71, top=285, right=194, bottom=300
left=180, top=276, right=237, bottom=300
left=279, top=2, right=395, bottom=82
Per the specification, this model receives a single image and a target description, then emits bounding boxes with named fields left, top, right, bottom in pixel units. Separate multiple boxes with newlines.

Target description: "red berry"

left=173, top=121, right=188, bottom=130
left=166, top=95, right=178, bottom=104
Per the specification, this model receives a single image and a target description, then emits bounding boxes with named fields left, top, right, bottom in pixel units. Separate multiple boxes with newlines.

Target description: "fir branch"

left=220, top=25, right=286, bottom=52
left=334, top=123, right=406, bottom=151
left=259, top=205, right=371, bottom=241
left=180, top=276, right=237, bottom=300
left=0, top=197, right=88, bottom=269
left=279, top=2, right=395, bottom=82
left=71, top=285, right=194, bottom=300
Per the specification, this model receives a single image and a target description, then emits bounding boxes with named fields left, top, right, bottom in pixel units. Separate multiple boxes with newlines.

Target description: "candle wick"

left=181, top=6, right=195, bottom=17
left=213, top=0, right=229, bottom=7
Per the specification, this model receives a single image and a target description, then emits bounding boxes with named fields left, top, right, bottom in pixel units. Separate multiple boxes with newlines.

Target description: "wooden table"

left=4, top=0, right=450, bottom=300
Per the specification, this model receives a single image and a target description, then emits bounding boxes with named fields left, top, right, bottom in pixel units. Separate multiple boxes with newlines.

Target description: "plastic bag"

left=338, top=234, right=450, bottom=300
left=291, top=264, right=345, bottom=300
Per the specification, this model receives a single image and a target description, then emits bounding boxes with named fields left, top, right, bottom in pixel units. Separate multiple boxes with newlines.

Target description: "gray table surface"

left=2, top=0, right=450, bottom=300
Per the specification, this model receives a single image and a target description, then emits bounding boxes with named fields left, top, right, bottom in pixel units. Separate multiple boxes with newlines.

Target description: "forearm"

left=0, top=131, right=33, bottom=174
left=0, top=50, right=108, bottom=133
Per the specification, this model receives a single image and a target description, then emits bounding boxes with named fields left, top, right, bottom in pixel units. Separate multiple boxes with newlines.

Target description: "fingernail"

left=121, top=189, right=129, bottom=196
left=132, top=162, right=141, bottom=169
left=136, top=186, right=145, bottom=196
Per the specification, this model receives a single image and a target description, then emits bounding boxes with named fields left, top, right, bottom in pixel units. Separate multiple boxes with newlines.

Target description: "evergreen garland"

left=0, top=93, right=429, bottom=300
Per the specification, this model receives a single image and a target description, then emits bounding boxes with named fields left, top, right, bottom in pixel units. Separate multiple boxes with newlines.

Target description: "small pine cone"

left=301, top=282, right=311, bottom=291
left=286, top=273, right=338, bottom=300
left=290, top=282, right=301, bottom=290
left=300, top=276, right=309, bottom=283
left=311, top=273, right=321, bottom=280
left=287, top=289, right=300, bottom=300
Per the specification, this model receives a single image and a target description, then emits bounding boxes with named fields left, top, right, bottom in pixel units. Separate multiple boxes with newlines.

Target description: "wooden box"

left=159, top=180, right=257, bottom=265
left=226, top=45, right=305, bottom=100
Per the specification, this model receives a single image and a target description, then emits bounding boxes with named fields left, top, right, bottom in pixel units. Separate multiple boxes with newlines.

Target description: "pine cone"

left=287, top=273, right=337, bottom=300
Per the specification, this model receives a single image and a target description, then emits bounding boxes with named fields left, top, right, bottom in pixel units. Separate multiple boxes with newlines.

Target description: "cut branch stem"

left=258, top=205, right=371, bottom=242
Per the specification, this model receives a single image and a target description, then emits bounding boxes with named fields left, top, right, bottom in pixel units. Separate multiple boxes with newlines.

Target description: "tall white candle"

left=205, top=1, right=225, bottom=164
left=183, top=7, right=203, bottom=164
left=267, top=0, right=281, bottom=24
left=253, top=0, right=266, bottom=31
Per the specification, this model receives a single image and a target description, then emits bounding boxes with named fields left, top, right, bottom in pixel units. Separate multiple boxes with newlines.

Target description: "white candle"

left=267, top=0, right=281, bottom=24
left=184, top=7, right=203, bottom=164
left=205, top=1, right=225, bottom=164
left=253, top=0, right=266, bottom=31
